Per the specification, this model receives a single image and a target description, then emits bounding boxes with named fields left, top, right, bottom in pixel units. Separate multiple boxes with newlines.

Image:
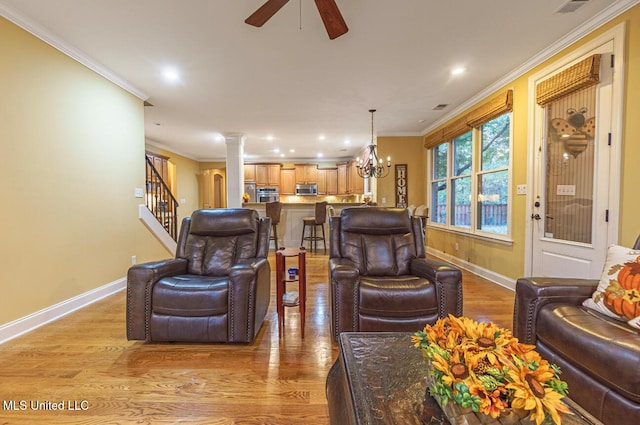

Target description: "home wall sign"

left=395, top=164, right=408, bottom=208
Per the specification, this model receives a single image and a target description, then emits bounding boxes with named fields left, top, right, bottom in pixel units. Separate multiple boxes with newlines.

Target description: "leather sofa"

left=513, top=237, right=640, bottom=425
left=127, top=208, right=271, bottom=343
left=328, top=207, right=463, bottom=341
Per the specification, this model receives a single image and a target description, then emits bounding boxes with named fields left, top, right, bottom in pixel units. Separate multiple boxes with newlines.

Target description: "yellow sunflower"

left=469, top=384, right=508, bottom=418
left=506, top=363, right=571, bottom=425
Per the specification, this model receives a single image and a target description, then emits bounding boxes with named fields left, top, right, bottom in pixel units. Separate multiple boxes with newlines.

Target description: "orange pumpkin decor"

left=602, top=255, right=640, bottom=320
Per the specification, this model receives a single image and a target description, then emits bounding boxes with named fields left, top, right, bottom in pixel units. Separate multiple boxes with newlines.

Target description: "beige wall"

left=376, top=136, right=425, bottom=208
left=425, top=5, right=640, bottom=280
left=0, top=17, right=169, bottom=326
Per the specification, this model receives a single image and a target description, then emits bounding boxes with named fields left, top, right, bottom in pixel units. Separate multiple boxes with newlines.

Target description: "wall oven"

left=257, top=187, right=279, bottom=203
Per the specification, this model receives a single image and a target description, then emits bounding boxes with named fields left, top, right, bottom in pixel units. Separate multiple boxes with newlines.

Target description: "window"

left=430, top=143, right=447, bottom=224
left=428, top=113, right=511, bottom=237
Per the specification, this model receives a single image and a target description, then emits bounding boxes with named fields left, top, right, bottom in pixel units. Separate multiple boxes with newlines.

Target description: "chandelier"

left=356, top=109, right=391, bottom=179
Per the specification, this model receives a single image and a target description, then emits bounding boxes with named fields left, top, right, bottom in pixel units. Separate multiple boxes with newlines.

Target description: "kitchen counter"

left=244, top=202, right=362, bottom=249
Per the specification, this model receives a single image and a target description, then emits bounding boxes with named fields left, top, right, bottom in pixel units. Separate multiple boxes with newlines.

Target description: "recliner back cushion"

left=342, top=232, right=415, bottom=276
left=182, top=209, right=259, bottom=276
left=340, top=208, right=416, bottom=276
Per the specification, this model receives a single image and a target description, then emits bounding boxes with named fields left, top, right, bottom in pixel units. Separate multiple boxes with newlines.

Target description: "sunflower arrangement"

left=412, top=315, right=571, bottom=425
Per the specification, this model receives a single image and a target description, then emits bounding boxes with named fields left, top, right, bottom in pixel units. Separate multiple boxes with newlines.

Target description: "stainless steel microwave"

left=295, top=183, right=318, bottom=196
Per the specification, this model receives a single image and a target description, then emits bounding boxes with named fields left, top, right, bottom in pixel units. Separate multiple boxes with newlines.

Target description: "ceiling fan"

left=245, top=0, right=349, bottom=40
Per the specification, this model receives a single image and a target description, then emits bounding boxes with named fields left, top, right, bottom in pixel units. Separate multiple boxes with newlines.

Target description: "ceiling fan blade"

left=314, top=0, right=348, bottom=39
left=245, top=0, right=290, bottom=27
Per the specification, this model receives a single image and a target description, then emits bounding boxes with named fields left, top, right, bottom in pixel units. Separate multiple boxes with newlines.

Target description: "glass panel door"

left=544, top=86, right=596, bottom=244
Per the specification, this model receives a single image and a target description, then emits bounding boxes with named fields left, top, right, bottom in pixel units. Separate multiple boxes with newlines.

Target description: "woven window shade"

left=466, top=90, right=513, bottom=128
left=536, top=55, right=601, bottom=106
left=424, top=89, right=513, bottom=149
left=424, top=129, right=444, bottom=148
left=442, top=115, right=471, bottom=141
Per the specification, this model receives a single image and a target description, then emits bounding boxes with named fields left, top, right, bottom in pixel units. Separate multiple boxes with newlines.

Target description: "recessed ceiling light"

left=289, top=149, right=295, bottom=153
left=266, top=135, right=274, bottom=141
left=319, top=135, right=326, bottom=141
left=317, top=153, right=323, bottom=158
left=280, top=153, right=285, bottom=157
left=432, top=104, right=449, bottom=110
left=451, top=67, right=466, bottom=76
left=162, top=67, right=180, bottom=83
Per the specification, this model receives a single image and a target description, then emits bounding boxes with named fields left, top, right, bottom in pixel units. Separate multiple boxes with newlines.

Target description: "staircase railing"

left=145, top=156, right=179, bottom=240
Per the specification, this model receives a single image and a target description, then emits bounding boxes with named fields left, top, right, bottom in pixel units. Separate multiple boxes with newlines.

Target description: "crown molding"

left=422, top=0, right=640, bottom=135
left=0, top=3, right=149, bottom=101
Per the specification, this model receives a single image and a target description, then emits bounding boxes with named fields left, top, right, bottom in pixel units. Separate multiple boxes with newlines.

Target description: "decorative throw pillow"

left=583, top=244, right=640, bottom=322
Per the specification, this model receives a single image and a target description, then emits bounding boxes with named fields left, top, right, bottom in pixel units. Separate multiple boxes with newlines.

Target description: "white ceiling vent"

left=556, top=0, right=589, bottom=14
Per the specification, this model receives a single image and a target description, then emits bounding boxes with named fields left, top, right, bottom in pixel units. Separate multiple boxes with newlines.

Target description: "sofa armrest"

left=229, top=258, right=271, bottom=342
left=329, top=258, right=360, bottom=341
left=126, top=258, right=188, bottom=340
left=410, top=258, right=463, bottom=318
left=513, top=277, right=599, bottom=344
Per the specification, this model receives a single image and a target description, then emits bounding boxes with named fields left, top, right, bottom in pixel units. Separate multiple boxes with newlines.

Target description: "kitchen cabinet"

left=256, top=164, right=281, bottom=187
left=280, top=168, right=296, bottom=195
left=337, top=163, right=348, bottom=195
left=349, top=161, right=364, bottom=194
left=244, top=164, right=256, bottom=182
left=317, top=168, right=338, bottom=195
left=337, top=161, right=364, bottom=195
left=295, top=164, right=318, bottom=184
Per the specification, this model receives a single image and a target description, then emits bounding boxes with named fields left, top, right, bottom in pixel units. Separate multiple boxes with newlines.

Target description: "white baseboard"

left=427, top=247, right=517, bottom=292
left=0, top=277, right=126, bottom=345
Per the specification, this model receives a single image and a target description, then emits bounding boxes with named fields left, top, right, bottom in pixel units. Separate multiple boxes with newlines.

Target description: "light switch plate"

left=516, top=184, right=527, bottom=195
left=134, top=188, right=144, bottom=198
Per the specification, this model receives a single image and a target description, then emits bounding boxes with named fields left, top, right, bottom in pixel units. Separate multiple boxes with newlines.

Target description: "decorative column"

left=225, top=133, right=245, bottom=208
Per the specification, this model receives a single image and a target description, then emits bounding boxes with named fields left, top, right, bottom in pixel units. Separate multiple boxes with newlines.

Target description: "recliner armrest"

left=513, top=277, right=598, bottom=344
left=329, top=258, right=360, bottom=340
left=410, top=258, right=463, bottom=318
left=229, top=258, right=271, bottom=342
left=126, top=258, right=188, bottom=340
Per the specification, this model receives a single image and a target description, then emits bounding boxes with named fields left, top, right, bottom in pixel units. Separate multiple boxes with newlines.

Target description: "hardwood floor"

left=0, top=252, right=514, bottom=424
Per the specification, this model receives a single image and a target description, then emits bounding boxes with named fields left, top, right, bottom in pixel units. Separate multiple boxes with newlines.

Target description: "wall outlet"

left=381, top=197, right=386, bottom=204
left=455, top=243, right=459, bottom=251
left=131, top=255, right=137, bottom=265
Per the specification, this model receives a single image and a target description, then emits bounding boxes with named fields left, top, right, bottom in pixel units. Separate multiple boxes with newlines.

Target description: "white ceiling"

left=0, top=0, right=634, bottom=162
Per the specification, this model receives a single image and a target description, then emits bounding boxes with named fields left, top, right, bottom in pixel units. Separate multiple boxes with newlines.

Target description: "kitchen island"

left=244, top=202, right=359, bottom=249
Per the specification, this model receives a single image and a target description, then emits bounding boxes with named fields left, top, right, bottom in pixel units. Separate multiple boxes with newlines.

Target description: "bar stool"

left=265, top=201, right=282, bottom=250
left=300, top=201, right=327, bottom=252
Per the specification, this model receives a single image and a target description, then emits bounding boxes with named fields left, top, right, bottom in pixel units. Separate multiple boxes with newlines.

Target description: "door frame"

left=523, top=23, right=626, bottom=276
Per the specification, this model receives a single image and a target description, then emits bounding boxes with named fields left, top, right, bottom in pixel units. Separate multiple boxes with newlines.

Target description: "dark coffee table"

left=326, top=332, right=603, bottom=425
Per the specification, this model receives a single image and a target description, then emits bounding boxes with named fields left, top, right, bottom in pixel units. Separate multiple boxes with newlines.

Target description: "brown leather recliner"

left=513, top=235, right=640, bottom=425
left=126, top=208, right=271, bottom=343
left=328, top=207, right=463, bottom=341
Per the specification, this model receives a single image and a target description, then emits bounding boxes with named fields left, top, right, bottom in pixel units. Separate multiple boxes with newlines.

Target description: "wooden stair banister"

left=145, top=155, right=179, bottom=240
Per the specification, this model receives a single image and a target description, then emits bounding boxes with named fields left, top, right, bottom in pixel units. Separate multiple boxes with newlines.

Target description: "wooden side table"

left=275, top=247, right=307, bottom=337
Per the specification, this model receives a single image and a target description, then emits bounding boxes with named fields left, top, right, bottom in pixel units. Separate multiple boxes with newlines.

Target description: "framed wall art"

left=395, top=164, right=408, bottom=208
